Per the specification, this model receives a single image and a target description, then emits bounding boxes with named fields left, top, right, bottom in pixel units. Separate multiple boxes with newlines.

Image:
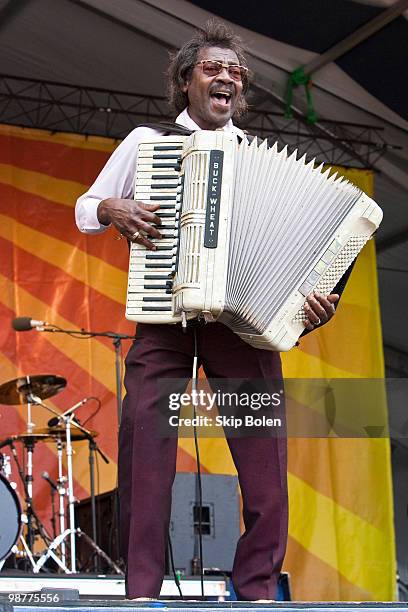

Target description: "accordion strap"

left=139, top=121, right=254, bottom=143
left=139, top=122, right=194, bottom=136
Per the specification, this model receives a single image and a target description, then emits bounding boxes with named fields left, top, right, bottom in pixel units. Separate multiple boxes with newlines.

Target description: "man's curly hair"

left=167, top=20, right=250, bottom=118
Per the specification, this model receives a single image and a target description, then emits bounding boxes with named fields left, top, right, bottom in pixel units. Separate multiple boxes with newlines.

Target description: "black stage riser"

left=2, top=602, right=408, bottom=612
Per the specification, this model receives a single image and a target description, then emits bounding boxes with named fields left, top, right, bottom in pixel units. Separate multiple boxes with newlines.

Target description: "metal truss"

left=0, top=74, right=171, bottom=140
left=0, top=74, right=399, bottom=168
left=240, top=108, right=398, bottom=169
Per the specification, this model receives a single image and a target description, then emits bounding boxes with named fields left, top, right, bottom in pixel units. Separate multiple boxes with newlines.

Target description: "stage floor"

left=0, top=574, right=226, bottom=600
left=1, top=600, right=408, bottom=611
left=0, top=574, right=407, bottom=610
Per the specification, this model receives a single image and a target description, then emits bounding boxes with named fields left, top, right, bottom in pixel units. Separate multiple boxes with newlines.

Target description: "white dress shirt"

left=75, top=108, right=245, bottom=233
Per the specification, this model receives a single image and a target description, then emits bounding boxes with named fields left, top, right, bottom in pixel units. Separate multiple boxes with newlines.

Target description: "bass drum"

left=0, top=474, right=22, bottom=560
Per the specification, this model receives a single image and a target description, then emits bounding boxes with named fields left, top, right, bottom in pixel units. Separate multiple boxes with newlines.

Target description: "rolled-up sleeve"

left=75, top=127, right=156, bottom=233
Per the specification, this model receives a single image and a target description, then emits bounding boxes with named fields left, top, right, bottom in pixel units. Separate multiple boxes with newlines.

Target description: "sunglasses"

left=195, top=60, right=248, bottom=81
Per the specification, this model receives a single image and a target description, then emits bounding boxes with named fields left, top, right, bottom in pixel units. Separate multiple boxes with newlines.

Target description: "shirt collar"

left=176, top=108, right=245, bottom=139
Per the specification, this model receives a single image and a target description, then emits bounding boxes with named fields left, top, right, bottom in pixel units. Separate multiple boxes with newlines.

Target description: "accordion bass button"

left=299, top=281, right=314, bottom=297
left=306, top=270, right=320, bottom=284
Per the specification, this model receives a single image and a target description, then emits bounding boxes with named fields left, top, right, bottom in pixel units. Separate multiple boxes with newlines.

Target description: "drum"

left=0, top=474, right=22, bottom=560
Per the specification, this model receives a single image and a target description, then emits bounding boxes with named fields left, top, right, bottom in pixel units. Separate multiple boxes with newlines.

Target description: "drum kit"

left=0, top=374, right=118, bottom=574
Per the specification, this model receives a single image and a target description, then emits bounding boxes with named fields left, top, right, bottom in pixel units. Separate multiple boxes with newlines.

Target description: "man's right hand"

left=97, top=198, right=162, bottom=250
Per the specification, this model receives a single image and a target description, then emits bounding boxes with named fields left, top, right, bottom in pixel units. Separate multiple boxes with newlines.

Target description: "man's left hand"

left=303, top=292, right=340, bottom=331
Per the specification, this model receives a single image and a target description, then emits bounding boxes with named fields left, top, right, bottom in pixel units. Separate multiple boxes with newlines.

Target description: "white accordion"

left=126, top=131, right=382, bottom=351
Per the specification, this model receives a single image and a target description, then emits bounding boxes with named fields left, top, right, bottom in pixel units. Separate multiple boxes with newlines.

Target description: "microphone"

left=47, top=415, right=81, bottom=427
left=42, top=471, right=58, bottom=492
left=12, top=317, right=48, bottom=331
left=47, top=398, right=89, bottom=427
left=47, top=416, right=61, bottom=428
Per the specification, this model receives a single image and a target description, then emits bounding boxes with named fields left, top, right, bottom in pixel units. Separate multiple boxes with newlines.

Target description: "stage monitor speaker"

left=170, top=473, right=240, bottom=574
left=75, top=473, right=240, bottom=574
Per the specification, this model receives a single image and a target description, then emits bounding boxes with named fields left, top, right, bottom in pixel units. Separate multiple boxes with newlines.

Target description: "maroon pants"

left=118, top=322, right=288, bottom=600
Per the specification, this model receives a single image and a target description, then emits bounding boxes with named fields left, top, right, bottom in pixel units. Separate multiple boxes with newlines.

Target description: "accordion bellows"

left=126, top=131, right=382, bottom=351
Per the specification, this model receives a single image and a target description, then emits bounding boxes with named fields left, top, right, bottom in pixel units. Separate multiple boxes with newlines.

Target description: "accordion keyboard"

left=126, top=138, right=186, bottom=323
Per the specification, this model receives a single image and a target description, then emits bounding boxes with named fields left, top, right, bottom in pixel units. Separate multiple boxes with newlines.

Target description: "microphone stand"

left=31, top=325, right=136, bottom=425
left=71, top=419, right=110, bottom=572
left=88, top=437, right=98, bottom=572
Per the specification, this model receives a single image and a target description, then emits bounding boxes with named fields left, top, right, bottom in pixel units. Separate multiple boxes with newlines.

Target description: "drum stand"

left=24, top=395, right=35, bottom=552
left=55, top=436, right=67, bottom=565
left=19, top=396, right=82, bottom=573
left=26, top=397, right=121, bottom=574
left=14, top=378, right=53, bottom=556
left=34, top=414, right=77, bottom=573
left=6, top=441, right=49, bottom=571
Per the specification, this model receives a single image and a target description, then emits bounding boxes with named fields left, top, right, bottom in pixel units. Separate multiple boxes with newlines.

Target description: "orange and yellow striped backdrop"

left=0, top=124, right=395, bottom=600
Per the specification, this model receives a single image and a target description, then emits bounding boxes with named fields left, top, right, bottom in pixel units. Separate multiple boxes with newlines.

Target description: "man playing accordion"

left=76, top=21, right=339, bottom=600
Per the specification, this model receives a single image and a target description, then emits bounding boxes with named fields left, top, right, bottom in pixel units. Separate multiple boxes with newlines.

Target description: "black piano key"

left=146, top=254, right=173, bottom=260
left=152, top=163, right=179, bottom=169
left=156, top=204, right=175, bottom=210
left=144, top=274, right=172, bottom=280
left=156, top=213, right=176, bottom=218
left=142, top=306, right=172, bottom=312
left=152, top=154, right=180, bottom=159
left=151, top=175, right=178, bottom=180
left=151, top=183, right=178, bottom=189
left=153, top=145, right=183, bottom=151
left=142, top=297, right=172, bottom=302
left=150, top=195, right=177, bottom=200
left=146, top=263, right=173, bottom=269
left=143, top=284, right=169, bottom=290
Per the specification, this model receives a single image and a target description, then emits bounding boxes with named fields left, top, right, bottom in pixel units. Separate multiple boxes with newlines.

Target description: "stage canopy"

left=0, top=0, right=407, bottom=365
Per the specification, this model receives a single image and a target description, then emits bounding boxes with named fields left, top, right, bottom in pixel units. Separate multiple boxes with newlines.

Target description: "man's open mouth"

left=210, top=91, right=232, bottom=106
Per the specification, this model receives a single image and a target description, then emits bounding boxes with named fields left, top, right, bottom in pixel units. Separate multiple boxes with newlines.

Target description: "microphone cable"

left=168, top=534, right=183, bottom=598
left=192, top=326, right=205, bottom=599
left=168, top=326, right=204, bottom=600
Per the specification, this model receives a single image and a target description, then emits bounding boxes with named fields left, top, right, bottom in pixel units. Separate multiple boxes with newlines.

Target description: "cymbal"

left=0, top=427, right=98, bottom=445
left=37, top=426, right=98, bottom=441
left=0, top=375, right=67, bottom=405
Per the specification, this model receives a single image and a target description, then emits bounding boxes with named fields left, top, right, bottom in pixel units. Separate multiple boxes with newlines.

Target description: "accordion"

left=125, top=131, right=382, bottom=351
